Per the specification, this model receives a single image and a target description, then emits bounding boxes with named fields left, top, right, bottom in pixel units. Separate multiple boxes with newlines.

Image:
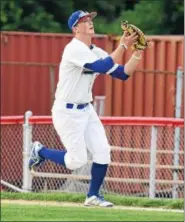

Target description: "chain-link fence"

left=1, top=114, right=184, bottom=199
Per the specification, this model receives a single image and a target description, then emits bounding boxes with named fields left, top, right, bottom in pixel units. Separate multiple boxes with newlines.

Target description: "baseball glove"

left=121, top=20, right=150, bottom=50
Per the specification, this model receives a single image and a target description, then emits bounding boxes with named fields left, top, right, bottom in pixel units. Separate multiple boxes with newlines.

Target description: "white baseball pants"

left=52, top=103, right=111, bottom=170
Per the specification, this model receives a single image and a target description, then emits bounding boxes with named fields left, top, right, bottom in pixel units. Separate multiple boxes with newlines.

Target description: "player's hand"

left=120, top=31, right=138, bottom=49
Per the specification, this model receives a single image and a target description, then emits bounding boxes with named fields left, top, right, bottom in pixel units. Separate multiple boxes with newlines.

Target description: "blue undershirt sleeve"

left=84, top=55, right=129, bottom=81
left=84, top=56, right=114, bottom=73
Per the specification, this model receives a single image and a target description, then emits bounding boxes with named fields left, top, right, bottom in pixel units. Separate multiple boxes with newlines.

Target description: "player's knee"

left=95, top=153, right=111, bottom=164
left=93, top=145, right=111, bottom=164
left=64, top=152, right=87, bottom=170
left=67, top=157, right=87, bottom=170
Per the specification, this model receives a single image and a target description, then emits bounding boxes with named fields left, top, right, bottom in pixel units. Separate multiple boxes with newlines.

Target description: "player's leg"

left=29, top=109, right=88, bottom=171
left=28, top=141, right=67, bottom=171
left=84, top=104, right=112, bottom=207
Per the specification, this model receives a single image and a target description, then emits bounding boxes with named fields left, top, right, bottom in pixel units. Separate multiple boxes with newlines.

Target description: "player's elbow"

left=110, top=65, right=129, bottom=80
left=124, top=64, right=134, bottom=76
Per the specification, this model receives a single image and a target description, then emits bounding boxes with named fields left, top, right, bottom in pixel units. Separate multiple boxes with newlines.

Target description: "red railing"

left=1, top=116, right=184, bottom=127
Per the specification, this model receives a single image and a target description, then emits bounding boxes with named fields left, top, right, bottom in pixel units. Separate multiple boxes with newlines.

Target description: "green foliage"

left=0, top=0, right=184, bottom=34
left=1, top=0, right=23, bottom=30
left=116, top=1, right=167, bottom=35
left=163, top=0, right=184, bottom=34
left=96, top=0, right=184, bottom=35
left=20, top=7, right=62, bottom=33
left=0, top=0, right=62, bottom=32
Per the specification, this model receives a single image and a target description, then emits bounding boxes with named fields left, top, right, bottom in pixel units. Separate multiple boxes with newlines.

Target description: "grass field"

left=2, top=203, right=184, bottom=221
left=2, top=192, right=184, bottom=209
left=1, top=192, right=184, bottom=221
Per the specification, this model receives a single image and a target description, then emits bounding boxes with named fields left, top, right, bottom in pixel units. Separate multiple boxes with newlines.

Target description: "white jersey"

left=52, top=38, right=109, bottom=111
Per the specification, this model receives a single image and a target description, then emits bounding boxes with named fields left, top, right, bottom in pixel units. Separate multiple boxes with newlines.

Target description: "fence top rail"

left=0, top=116, right=184, bottom=127
left=101, top=117, right=184, bottom=127
left=0, top=116, right=24, bottom=124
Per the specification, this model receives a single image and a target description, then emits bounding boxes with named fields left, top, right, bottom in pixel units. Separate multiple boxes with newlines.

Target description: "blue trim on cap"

left=84, top=56, right=114, bottom=73
left=68, top=10, right=89, bottom=30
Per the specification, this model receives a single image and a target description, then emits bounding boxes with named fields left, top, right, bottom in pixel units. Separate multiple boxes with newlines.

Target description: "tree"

left=96, top=0, right=184, bottom=35
left=1, top=0, right=23, bottom=31
left=0, top=0, right=184, bottom=34
left=163, top=0, right=184, bottom=34
left=0, top=0, right=62, bottom=32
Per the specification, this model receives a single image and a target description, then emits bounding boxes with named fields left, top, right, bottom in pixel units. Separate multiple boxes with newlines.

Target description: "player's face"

left=73, top=16, right=95, bottom=35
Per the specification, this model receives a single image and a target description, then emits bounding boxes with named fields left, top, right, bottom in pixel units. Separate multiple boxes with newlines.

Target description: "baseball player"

left=29, top=10, right=143, bottom=207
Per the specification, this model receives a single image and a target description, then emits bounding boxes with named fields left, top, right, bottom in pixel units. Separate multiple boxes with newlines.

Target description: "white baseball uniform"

left=28, top=11, right=129, bottom=206
left=51, top=38, right=111, bottom=170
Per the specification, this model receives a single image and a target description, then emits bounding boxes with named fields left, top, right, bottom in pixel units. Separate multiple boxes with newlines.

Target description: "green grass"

left=1, top=192, right=184, bottom=209
left=1, top=203, right=184, bottom=221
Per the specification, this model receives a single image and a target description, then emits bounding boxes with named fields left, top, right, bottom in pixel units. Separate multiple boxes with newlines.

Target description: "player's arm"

left=69, top=47, right=119, bottom=74
left=124, top=50, right=142, bottom=76
left=68, top=31, right=138, bottom=70
left=108, top=50, right=142, bottom=80
left=84, top=50, right=142, bottom=80
left=109, top=32, right=138, bottom=64
left=69, top=45, right=141, bottom=80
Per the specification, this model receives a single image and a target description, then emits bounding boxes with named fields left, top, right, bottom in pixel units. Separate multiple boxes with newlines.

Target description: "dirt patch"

left=1, top=199, right=184, bottom=213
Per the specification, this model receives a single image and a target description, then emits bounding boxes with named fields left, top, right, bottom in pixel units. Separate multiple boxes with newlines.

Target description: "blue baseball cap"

left=68, top=10, right=97, bottom=30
